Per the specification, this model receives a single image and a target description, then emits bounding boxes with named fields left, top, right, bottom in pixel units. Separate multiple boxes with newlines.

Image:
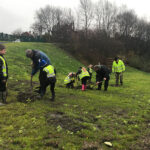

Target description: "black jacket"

left=0, top=54, right=8, bottom=80
left=96, top=65, right=110, bottom=82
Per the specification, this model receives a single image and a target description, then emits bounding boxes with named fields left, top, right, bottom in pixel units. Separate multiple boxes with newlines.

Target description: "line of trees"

left=3, top=0, right=150, bottom=71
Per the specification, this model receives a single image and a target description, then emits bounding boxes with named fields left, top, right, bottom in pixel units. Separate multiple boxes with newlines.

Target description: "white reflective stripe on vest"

left=43, top=65, right=55, bottom=78
left=0, top=56, right=7, bottom=77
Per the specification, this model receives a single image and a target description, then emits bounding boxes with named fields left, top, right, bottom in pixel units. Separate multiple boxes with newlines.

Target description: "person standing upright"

left=112, top=56, right=125, bottom=86
left=0, top=44, right=8, bottom=104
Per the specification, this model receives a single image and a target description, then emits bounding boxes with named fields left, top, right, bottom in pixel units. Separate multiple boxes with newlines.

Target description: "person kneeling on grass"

left=93, top=65, right=110, bottom=91
left=38, top=59, right=56, bottom=101
left=76, top=67, right=90, bottom=91
left=64, top=72, right=76, bottom=88
left=0, top=44, right=8, bottom=104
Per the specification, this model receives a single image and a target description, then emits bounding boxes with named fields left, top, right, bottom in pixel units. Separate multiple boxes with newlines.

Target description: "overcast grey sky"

left=0, top=0, right=150, bottom=34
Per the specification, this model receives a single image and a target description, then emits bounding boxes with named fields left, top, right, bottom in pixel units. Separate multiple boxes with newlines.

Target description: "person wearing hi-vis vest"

left=38, top=59, right=56, bottom=101
left=0, top=44, right=8, bottom=104
left=64, top=72, right=76, bottom=88
left=76, top=67, right=90, bottom=91
left=112, top=56, right=125, bottom=86
left=87, top=64, right=93, bottom=82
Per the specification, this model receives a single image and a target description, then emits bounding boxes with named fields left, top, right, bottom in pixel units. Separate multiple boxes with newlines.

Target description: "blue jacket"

left=31, top=50, right=51, bottom=76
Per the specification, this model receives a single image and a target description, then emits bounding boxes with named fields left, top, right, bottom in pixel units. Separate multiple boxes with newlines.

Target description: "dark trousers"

left=66, top=81, right=74, bottom=88
left=98, top=76, right=110, bottom=91
left=0, top=80, right=7, bottom=92
left=81, top=76, right=89, bottom=85
left=89, top=73, right=92, bottom=82
left=0, top=80, right=7, bottom=103
left=39, top=76, right=56, bottom=98
left=115, top=72, right=123, bottom=85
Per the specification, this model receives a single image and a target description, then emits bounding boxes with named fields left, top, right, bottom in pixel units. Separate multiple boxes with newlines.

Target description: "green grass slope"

left=0, top=42, right=150, bottom=150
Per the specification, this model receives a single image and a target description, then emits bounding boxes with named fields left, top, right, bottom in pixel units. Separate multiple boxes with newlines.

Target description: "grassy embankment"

left=0, top=42, right=150, bottom=150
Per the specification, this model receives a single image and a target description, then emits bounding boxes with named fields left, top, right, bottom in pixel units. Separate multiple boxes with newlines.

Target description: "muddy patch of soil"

left=17, top=91, right=39, bottom=103
left=46, top=112, right=86, bottom=133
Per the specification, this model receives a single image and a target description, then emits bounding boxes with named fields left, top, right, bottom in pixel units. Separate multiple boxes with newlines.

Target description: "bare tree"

left=133, top=19, right=147, bottom=40
left=31, top=22, right=43, bottom=36
left=95, top=0, right=103, bottom=31
left=12, top=28, right=22, bottom=36
left=32, top=5, right=63, bottom=35
left=116, top=9, right=137, bottom=37
left=79, top=0, right=94, bottom=36
left=95, top=0, right=118, bottom=36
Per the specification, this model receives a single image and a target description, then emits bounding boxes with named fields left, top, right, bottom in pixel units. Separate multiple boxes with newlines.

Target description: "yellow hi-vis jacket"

left=43, top=65, right=55, bottom=78
left=89, top=68, right=92, bottom=74
left=112, top=60, right=125, bottom=73
left=64, top=76, right=75, bottom=84
left=0, top=56, right=7, bottom=77
left=79, top=67, right=90, bottom=79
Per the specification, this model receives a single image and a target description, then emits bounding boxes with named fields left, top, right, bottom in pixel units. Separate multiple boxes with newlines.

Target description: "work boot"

left=50, top=93, right=55, bottom=101
left=2, top=91, right=7, bottom=104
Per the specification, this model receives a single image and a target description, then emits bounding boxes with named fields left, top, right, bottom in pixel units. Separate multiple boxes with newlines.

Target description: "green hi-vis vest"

left=112, top=60, right=125, bottom=73
left=43, top=65, right=55, bottom=78
left=79, top=67, right=90, bottom=79
left=89, top=68, right=92, bottom=73
left=64, top=76, right=75, bottom=84
left=0, top=56, right=7, bottom=77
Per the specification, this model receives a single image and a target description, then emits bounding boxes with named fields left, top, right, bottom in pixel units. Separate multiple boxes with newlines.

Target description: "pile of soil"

left=17, top=91, right=39, bottom=103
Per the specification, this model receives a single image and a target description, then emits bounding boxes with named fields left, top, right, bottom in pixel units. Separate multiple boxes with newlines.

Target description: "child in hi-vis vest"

left=64, top=72, right=76, bottom=88
left=76, top=67, right=90, bottom=91
left=38, top=59, right=56, bottom=101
